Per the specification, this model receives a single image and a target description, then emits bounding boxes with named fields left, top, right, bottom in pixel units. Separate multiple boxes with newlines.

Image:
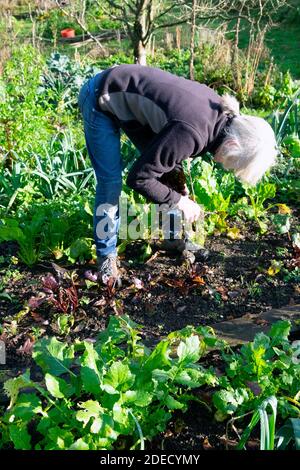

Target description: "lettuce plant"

left=0, top=316, right=219, bottom=450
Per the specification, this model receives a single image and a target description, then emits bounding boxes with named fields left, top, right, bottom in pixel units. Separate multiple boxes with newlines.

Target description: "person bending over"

left=78, top=64, right=277, bottom=285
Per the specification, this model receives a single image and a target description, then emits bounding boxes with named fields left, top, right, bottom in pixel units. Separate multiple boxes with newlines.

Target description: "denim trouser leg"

left=78, top=73, right=122, bottom=259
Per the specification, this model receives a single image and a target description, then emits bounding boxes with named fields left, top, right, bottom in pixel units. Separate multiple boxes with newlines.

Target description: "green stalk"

left=128, top=410, right=145, bottom=450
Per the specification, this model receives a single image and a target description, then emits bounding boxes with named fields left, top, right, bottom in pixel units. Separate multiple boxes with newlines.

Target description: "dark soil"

left=0, top=216, right=299, bottom=450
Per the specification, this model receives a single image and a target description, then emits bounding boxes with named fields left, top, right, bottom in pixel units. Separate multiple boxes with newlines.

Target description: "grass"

left=224, top=19, right=300, bottom=80
left=265, top=24, right=300, bottom=79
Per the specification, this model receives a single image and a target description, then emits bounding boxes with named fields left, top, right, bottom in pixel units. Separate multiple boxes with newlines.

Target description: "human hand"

left=176, top=196, right=201, bottom=223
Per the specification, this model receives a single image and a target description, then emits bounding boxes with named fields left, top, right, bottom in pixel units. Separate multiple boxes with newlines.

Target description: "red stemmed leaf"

left=42, top=274, right=58, bottom=292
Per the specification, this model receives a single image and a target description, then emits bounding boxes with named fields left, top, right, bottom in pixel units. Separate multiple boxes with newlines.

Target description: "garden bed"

left=0, top=215, right=299, bottom=450
left=1, top=215, right=299, bottom=360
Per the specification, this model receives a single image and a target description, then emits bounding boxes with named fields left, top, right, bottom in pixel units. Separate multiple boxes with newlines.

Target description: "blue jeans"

left=78, top=72, right=122, bottom=259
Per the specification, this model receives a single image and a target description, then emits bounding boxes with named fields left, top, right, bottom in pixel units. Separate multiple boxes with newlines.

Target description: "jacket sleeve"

left=126, top=121, right=203, bottom=205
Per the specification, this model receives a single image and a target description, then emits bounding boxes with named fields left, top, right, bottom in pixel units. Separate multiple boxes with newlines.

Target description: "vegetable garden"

left=0, top=0, right=299, bottom=454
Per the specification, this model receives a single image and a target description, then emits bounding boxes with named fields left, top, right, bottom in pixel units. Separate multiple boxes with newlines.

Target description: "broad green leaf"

left=269, top=320, right=291, bottom=344
left=103, top=361, right=134, bottom=392
left=10, top=393, right=43, bottom=420
left=271, top=213, right=291, bottom=234
left=213, top=388, right=249, bottom=415
left=165, top=395, right=184, bottom=410
left=90, top=417, right=102, bottom=434
left=80, top=341, right=102, bottom=395
left=98, top=413, right=118, bottom=441
left=98, top=315, right=140, bottom=346
left=69, top=438, right=89, bottom=450
left=65, top=238, right=92, bottom=262
left=122, top=389, right=153, bottom=407
left=47, top=427, right=74, bottom=450
left=0, top=219, right=24, bottom=243
left=4, top=370, right=33, bottom=408
left=37, top=416, right=52, bottom=436
left=9, top=423, right=31, bottom=450
left=177, top=335, right=201, bottom=364
left=143, top=340, right=171, bottom=373
left=252, top=332, right=270, bottom=352
left=151, top=368, right=174, bottom=383
left=36, top=404, right=73, bottom=438
left=112, top=402, right=130, bottom=428
left=77, top=407, right=117, bottom=441
left=175, top=367, right=218, bottom=388
left=33, top=337, right=74, bottom=376
left=76, top=400, right=103, bottom=429
left=93, top=437, right=113, bottom=450
left=45, top=373, right=72, bottom=399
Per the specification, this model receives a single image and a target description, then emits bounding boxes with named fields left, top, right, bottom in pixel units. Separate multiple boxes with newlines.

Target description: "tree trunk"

left=189, top=0, right=197, bottom=80
left=132, top=1, right=152, bottom=65
left=134, top=38, right=147, bottom=65
left=233, top=17, right=241, bottom=90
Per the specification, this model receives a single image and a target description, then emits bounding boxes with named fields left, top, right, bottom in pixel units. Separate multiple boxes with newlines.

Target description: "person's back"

left=97, top=64, right=227, bottom=153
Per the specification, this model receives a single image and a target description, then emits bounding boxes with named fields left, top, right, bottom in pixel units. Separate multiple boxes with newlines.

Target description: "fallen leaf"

left=227, top=227, right=243, bottom=240
left=202, top=437, right=213, bottom=450
left=163, top=278, right=190, bottom=294
left=192, top=263, right=208, bottom=276
left=192, top=276, right=206, bottom=285
left=247, top=439, right=260, bottom=450
left=51, top=262, right=69, bottom=278
left=267, top=260, right=282, bottom=276
left=277, top=203, right=292, bottom=215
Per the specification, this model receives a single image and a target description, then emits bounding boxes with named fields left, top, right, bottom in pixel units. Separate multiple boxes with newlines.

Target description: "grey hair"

left=214, top=94, right=277, bottom=185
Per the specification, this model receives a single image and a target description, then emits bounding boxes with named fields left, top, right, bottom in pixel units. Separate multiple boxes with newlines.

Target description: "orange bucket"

left=60, top=28, right=75, bottom=38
